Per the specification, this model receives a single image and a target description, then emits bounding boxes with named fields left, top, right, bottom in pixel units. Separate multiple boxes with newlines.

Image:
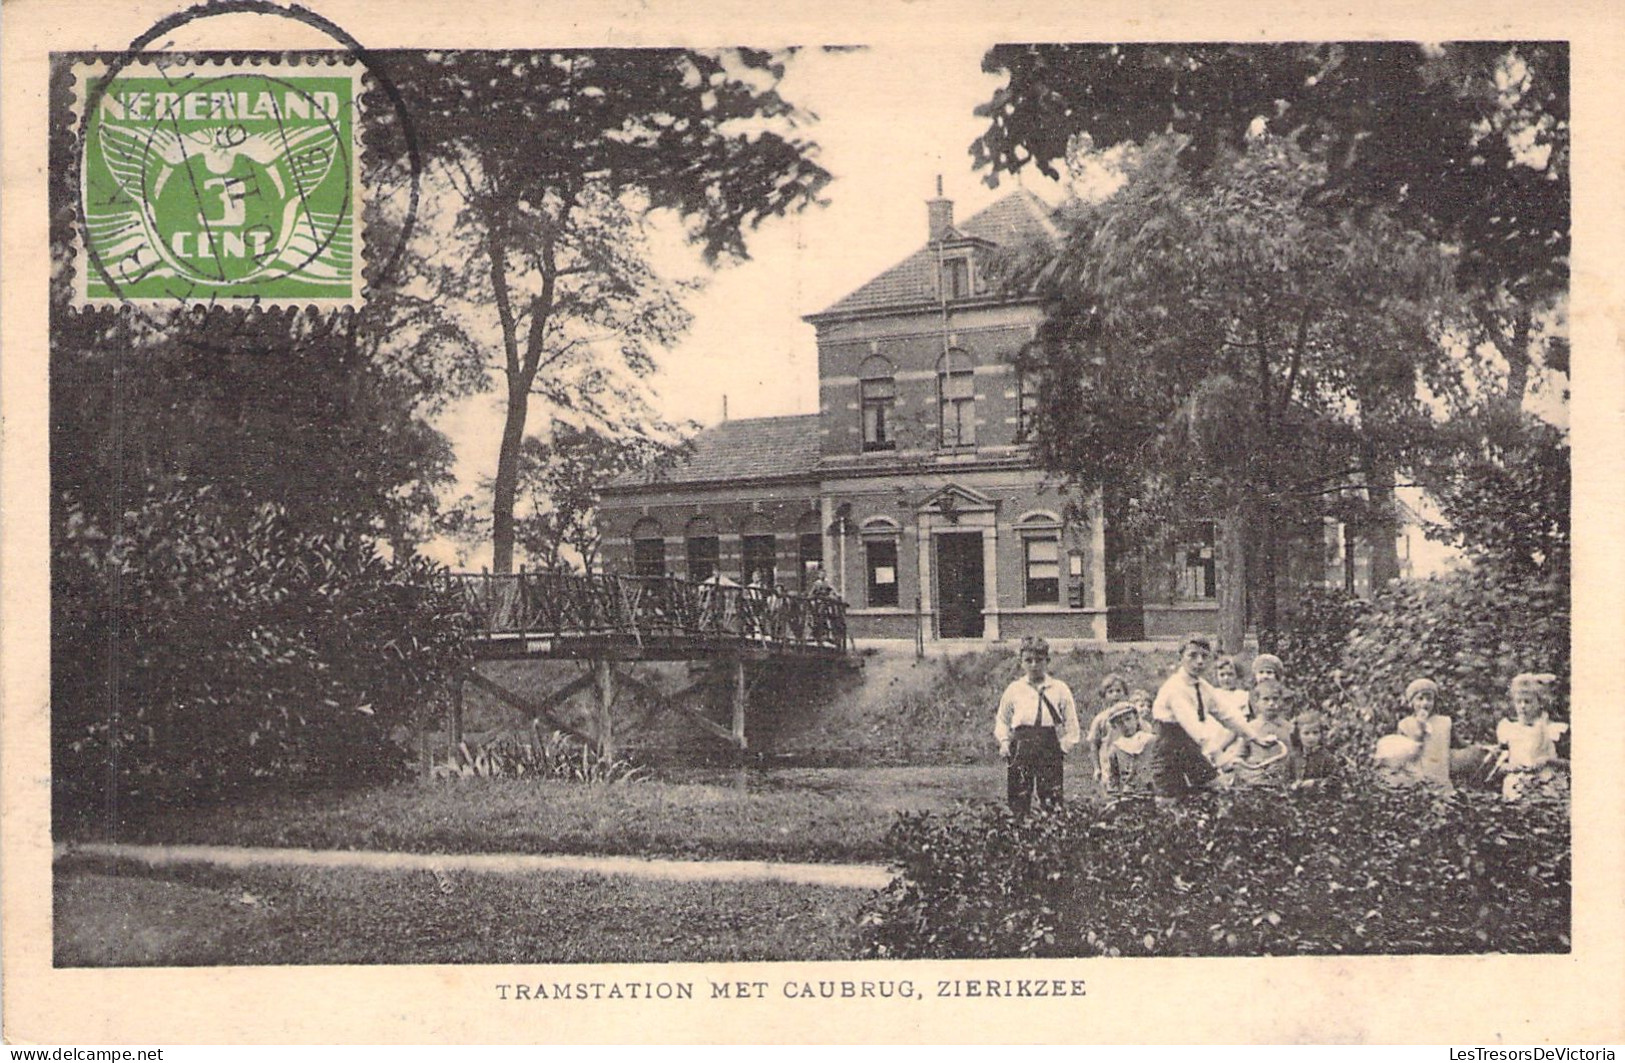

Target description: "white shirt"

left=995, top=675, right=1082, bottom=754
left=1153, top=670, right=1267, bottom=754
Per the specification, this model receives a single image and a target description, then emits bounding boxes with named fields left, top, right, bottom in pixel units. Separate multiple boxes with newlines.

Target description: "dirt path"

left=58, top=841, right=893, bottom=890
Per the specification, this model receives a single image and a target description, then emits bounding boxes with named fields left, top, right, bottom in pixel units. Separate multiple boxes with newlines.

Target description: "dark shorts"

left=1150, top=718, right=1218, bottom=797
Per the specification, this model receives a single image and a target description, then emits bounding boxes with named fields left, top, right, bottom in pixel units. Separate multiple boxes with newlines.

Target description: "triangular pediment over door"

left=917, top=484, right=996, bottom=519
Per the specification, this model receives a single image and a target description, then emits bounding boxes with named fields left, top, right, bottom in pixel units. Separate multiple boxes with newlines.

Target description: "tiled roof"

left=810, top=188, right=1059, bottom=319
left=607, top=414, right=822, bottom=490
left=961, top=187, right=1061, bottom=246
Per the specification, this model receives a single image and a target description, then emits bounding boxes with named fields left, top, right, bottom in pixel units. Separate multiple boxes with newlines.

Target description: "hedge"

left=53, top=485, right=471, bottom=822
left=859, top=786, right=1569, bottom=959
left=1333, top=568, right=1569, bottom=746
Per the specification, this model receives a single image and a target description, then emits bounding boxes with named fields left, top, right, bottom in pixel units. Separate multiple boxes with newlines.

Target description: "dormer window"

left=940, top=255, right=971, bottom=301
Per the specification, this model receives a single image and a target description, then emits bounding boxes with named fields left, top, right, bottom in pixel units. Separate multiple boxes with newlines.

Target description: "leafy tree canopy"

left=513, top=425, right=690, bottom=573
left=368, top=50, right=831, bottom=572
left=1011, top=133, right=1462, bottom=644
left=974, top=42, right=1567, bottom=306
left=1020, top=134, right=1455, bottom=520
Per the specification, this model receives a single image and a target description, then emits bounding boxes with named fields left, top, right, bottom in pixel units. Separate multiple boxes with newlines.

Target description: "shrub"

left=434, top=726, right=646, bottom=784
left=53, top=484, right=472, bottom=822
left=1277, top=585, right=1370, bottom=716
left=1335, top=567, right=1569, bottom=747
left=859, top=786, right=1569, bottom=959
left=1421, top=412, right=1569, bottom=583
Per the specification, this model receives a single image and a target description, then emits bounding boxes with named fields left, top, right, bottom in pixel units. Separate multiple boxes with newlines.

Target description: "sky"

left=429, top=41, right=1065, bottom=557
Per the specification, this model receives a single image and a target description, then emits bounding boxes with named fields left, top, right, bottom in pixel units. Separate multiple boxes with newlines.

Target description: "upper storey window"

left=1016, top=370, right=1040, bottom=443
left=859, top=355, right=896, bottom=452
left=940, top=255, right=971, bottom=301
left=938, top=348, right=975, bottom=449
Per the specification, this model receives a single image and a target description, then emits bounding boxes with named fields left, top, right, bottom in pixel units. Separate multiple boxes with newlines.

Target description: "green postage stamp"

left=75, top=60, right=364, bottom=307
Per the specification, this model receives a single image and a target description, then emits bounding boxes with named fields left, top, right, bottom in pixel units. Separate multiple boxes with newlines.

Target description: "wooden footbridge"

left=444, top=572, right=851, bottom=759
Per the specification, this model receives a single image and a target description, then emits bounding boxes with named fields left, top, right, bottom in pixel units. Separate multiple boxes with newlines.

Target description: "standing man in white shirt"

left=995, top=636, right=1082, bottom=814
left=1151, top=633, right=1281, bottom=799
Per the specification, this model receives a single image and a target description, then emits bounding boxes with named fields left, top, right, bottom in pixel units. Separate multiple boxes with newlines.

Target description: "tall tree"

left=974, top=42, right=1568, bottom=408
left=372, top=50, right=831, bottom=573
left=1015, top=135, right=1457, bottom=648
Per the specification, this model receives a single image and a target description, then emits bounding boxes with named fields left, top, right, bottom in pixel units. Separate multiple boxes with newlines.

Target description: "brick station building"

left=595, top=188, right=1411, bottom=643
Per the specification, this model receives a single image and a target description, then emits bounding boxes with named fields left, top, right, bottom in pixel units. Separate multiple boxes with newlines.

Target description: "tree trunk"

left=1504, top=306, right=1532, bottom=413
left=490, top=381, right=531, bottom=575
left=1255, top=501, right=1281, bottom=653
left=1216, top=506, right=1247, bottom=654
left=1366, top=457, right=1402, bottom=588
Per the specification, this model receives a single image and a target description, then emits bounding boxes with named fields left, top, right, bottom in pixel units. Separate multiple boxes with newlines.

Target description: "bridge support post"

left=418, top=705, right=434, bottom=780
left=731, top=659, right=748, bottom=750
left=450, top=673, right=465, bottom=751
left=593, top=659, right=617, bottom=762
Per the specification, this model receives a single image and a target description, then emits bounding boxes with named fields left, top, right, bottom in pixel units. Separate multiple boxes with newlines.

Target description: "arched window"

left=685, top=515, right=719, bottom=582
left=937, top=348, right=975, bottom=448
left=859, top=355, right=896, bottom=452
left=631, top=517, right=665, bottom=578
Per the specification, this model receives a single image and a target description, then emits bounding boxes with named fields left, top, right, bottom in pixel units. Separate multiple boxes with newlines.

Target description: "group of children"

left=1083, top=650, right=1332, bottom=796
left=1373, top=671, right=1569, bottom=800
left=1083, top=642, right=1567, bottom=802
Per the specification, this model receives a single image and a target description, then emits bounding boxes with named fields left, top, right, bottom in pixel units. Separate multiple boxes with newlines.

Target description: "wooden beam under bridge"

left=452, top=650, right=844, bottom=764
left=612, top=666, right=742, bottom=749
left=459, top=667, right=597, bottom=749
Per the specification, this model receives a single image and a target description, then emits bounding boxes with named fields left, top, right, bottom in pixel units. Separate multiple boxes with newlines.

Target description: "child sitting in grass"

left=1492, top=672, right=1569, bottom=802
left=1233, top=679, right=1295, bottom=787
left=1373, top=677, right=1456, bottom=792
left=1130, top=687, right=1154, bottom=729
left=1209, top=656, right=1254, bottom=722
left=1249, top=654, right=1283, bottom=687
left=1102, top=701, right=1157, bottom=794
left=1290, top=710, right=1337, bottom=789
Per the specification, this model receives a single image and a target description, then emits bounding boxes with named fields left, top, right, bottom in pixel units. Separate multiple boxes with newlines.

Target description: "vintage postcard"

left=3, top=0, right=1623, bottom=1046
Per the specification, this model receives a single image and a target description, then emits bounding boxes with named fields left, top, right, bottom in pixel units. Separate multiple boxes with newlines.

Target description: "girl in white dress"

left=1492, top=672, right=1569, bottom=802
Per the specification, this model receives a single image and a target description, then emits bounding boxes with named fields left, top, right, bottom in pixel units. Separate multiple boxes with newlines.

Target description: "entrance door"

left=1104, top=512, right=1145, bottom=641
left=935, top=532, right=985, bottom=638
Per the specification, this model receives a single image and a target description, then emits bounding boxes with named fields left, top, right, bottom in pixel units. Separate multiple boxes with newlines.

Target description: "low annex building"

left=596, top=188, right=1410, bottom=643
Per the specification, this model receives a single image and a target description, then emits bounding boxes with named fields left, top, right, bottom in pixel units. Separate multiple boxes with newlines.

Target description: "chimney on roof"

left=927, top=174, right=953, bottom=243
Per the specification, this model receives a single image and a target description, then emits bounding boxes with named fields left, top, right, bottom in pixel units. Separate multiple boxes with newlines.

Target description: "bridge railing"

left=447, top=571, right=848, bottom=653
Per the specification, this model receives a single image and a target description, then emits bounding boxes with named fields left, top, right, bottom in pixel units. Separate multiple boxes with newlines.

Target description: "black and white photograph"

left=3, top=0, right=1623, bottom=1047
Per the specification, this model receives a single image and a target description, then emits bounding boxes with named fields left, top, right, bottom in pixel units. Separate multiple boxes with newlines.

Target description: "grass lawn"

left=54, top=854, right=865, bottom=966
left=69, top=766, right=1012, bottom=864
